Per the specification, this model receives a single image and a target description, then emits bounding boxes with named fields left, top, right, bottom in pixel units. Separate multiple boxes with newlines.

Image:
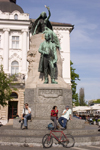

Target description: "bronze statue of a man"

left=38, top=32, right=58, bottom=84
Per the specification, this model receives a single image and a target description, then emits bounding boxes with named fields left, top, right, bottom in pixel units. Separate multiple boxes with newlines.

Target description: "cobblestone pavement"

left=0, top=145, right=100, bottom=150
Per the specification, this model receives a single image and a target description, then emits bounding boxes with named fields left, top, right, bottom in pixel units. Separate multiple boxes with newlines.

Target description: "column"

left=3, top=28, right=10, bottom=73
left=61, top=29, right=71, bottom=85
left=22, top=29, right=28, bottom=73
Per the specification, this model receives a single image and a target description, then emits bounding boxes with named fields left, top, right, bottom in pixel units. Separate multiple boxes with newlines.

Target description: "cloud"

left=71, top=29, right=91, bottom=45
left=54, top=7, right=100, bottom=50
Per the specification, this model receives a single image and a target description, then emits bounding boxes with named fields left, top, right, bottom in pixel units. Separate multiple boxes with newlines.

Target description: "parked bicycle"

left=42, top=130, right=75, bottom=148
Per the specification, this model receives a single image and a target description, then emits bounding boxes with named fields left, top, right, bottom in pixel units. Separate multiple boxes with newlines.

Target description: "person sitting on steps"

left=51, top=106, right=59, bottom=130
left=21, top=103, right=31, bottom=130
left=58, top=106, right=72, bottom=130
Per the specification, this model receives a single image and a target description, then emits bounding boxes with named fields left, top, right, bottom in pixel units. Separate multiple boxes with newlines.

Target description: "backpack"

left=48, top=123, right=54, bottom=130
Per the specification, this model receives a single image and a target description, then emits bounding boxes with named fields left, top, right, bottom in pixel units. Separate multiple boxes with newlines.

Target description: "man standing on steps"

left=58, top=106, right=72, bottom=130
left=21, top=103, right=31, bottom=129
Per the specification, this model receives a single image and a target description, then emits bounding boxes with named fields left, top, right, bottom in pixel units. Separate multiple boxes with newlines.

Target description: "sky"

left=17, top=0, right=100, bottom=102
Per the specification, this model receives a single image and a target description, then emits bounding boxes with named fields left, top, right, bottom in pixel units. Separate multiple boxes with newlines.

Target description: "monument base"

left=25, top=84, right=72, bottom=117
left=20, top=84, right=85, bottom=129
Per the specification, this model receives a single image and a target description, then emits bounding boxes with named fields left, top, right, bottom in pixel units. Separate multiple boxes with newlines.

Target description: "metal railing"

left=7, top=73, right=25, bottom=83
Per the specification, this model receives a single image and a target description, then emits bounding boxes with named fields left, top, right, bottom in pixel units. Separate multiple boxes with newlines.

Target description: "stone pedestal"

left=24, top=84, right=72, bottom=129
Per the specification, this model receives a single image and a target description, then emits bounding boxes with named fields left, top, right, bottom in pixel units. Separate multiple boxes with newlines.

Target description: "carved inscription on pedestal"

left=38, top=89, right=63, bottom=98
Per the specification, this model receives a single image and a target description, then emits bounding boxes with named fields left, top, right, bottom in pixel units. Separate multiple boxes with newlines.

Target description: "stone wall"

left=25, top=84, right=72, bottom=119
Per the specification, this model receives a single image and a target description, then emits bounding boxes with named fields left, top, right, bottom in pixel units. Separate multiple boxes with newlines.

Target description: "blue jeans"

left=24, top=113, right=31, bottom=127
left=58, top=117, right=67, bottom=128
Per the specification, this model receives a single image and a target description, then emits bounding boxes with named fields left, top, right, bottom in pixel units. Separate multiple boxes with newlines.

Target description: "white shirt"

left=61, top=109, right=72, bottom=120
left=23, top=108, right=31, bottom=115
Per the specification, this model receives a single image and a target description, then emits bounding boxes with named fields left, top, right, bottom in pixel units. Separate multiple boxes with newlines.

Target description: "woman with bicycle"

left=51, top=106, right=59, bottom=130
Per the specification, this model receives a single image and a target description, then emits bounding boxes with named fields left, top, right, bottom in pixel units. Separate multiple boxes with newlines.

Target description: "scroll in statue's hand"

left=45, top=5, right=50, bottom=10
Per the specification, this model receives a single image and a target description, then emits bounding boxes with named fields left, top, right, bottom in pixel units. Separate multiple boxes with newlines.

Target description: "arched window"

left=10, top=92, right=18, bottom=99
left=14, top=14, right=18, bottom=20
left=11, top=61, right=19, bottom=75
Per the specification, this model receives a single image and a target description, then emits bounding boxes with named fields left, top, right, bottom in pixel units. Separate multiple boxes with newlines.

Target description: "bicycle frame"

left=49, top=130, right=69, bottom=143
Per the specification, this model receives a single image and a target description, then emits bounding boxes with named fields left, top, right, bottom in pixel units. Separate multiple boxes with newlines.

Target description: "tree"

left=0, top=65, right=16, bottom=106
left=70, top=61, right=80, bottom=106
left=93, top=99, right=100, bottom=104
left=79, top=88, right=86, bottom=106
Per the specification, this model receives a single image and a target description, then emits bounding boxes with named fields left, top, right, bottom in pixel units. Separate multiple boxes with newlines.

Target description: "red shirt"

left=51, top=110, right=58, bottom=119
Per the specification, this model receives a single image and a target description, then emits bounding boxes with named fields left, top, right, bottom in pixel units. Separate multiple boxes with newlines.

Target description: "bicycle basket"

left=48, top=123, right=54, bottom=130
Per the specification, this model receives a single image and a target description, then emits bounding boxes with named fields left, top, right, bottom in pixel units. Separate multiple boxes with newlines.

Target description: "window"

left=12, top=36, right=19, bottom=49
left=0, top=35, right=1, bottom=48
left=14, top=14, right=18, bottom=20
left=10, top=92, right=18, bottom=99
left=11, top=61, right=19, bottom=75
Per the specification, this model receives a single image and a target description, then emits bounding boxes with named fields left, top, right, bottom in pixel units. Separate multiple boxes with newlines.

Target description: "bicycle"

left=42, top=130, right=75, bottom=148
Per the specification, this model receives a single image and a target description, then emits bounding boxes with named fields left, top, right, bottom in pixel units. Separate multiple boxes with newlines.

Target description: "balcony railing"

left=7, top=73, right=25, bottom=83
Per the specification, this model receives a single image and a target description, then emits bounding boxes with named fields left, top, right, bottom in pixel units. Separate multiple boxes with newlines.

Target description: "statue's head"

left=40, top=12, right=47, bottom=19
left=45, top=32, right=51, bottom=41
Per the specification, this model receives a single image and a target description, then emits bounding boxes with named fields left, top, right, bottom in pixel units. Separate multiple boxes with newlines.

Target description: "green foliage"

left=0, top=65, right=16, bottom=106
left=93, top=99, right=100, bottom=104
left=70, top=61, right=80, bottom=106
left=79, top=88, right=86, bottom=106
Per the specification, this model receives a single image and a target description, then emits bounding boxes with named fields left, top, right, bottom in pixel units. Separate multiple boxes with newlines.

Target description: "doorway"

left=8, top=101, right=18, bottom=119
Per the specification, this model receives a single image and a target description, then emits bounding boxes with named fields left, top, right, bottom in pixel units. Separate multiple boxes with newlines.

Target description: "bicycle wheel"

left=61, top=134, right=75, bottom=148
left=42, top=134, right=53, bottom=148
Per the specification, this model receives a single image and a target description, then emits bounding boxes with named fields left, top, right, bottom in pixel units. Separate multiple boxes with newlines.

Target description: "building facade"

left=0, top=0, right=73, bottom=124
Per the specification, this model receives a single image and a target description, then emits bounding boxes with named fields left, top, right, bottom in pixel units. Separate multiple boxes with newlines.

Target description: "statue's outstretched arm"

left=45, top=5, right=51, bottom=21
left=33, top=21, right=40, bottom=35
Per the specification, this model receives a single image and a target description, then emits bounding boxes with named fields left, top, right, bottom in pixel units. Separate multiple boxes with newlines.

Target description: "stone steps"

left=0, top=134, right=100, bottom=145
left=0, top=125, right=100, bottom=147
left=0, top=128, right=99, bottom=136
